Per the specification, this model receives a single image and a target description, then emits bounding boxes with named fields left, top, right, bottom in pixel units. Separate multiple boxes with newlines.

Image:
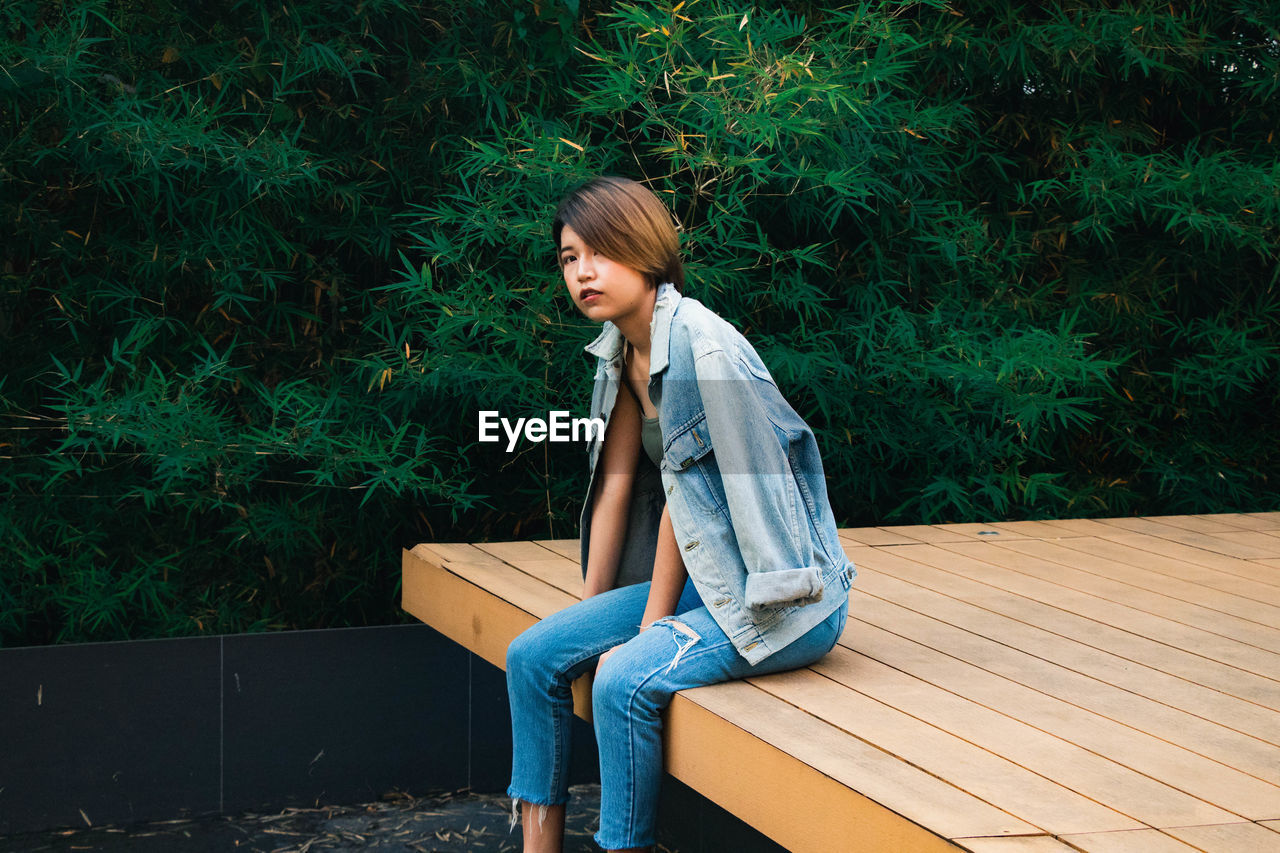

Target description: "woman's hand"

left=596, top=644, right=621, bottom=672
left=596, top=623, right=650, bottom=673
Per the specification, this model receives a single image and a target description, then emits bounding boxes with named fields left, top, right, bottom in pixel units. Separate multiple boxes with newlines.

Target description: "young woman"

left=505, top=176, right=855, bottom=852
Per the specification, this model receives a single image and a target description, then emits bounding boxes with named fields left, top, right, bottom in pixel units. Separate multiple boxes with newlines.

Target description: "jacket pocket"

left=663, top=414, right=727, bottom=517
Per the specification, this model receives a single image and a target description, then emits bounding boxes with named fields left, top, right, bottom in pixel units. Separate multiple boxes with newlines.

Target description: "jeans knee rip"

left=654, top=617, right=702, bottom=672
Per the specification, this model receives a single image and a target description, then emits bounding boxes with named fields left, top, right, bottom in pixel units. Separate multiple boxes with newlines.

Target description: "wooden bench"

left=402, top=513, right=1280, bottom=852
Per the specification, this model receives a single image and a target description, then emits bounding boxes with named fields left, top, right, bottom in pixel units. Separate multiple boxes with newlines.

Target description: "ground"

left=0, top=785, right=675, bottom=853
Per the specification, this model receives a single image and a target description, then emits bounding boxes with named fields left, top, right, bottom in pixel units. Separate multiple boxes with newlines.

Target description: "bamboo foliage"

left=2, top=0, right=1276, bottom=646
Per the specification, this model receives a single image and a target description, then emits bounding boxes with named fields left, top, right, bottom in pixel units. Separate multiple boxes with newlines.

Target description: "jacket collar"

left=583, top=282, right=681, bottom=375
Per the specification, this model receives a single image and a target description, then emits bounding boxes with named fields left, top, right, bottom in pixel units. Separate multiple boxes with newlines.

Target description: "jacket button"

left=683, top=540, right=699, bottom=551
left=666, top=485, right=673, bottom=495
left=713, top=597, right=729, bottom=607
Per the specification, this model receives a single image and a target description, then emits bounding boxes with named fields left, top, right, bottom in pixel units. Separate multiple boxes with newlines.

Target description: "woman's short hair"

left=553, top=176, right=684, bottom=291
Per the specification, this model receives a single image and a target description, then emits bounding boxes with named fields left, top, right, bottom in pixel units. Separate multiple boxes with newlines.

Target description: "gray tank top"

left=623, top=342, right=663, bottom=468
left=641, top=414, right=663, bottom=468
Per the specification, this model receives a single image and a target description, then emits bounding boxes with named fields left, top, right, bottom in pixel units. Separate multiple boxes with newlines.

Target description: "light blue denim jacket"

left=578, top=283, right=855, bottom=665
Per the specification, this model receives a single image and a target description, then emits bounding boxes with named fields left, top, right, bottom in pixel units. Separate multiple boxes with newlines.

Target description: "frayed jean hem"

left=594, top=829, right=656, bottom=850
left=504, top=786, right=568, bottom=808
left=505, top=788, right=569, bottom=835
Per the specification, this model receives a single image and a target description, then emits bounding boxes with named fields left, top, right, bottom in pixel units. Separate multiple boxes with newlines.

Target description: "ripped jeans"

left=505, top=577, right=848, bottom=850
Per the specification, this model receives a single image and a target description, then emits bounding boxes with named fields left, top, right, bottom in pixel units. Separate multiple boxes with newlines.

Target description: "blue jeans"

left=505, top=578, right=848, bottom=850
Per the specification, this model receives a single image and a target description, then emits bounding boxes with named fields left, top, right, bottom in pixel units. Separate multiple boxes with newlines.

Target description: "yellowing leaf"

left=162, top=46, right=180, bottom=64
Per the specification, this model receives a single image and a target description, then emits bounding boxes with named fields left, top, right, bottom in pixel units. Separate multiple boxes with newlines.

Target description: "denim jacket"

left=578, top=283, right=855, bottom=665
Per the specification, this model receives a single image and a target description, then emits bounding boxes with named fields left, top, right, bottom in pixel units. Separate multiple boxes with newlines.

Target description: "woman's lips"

left=579, top=288, right=601, bottom=303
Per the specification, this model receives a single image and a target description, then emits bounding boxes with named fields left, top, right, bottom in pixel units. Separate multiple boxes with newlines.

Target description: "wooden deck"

left=401, top=513, right=1280, bottom=852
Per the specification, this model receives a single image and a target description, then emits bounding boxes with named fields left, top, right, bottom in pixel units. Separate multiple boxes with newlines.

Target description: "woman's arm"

left=598, top=501, right=686, bottom=670
left=639, top=502, right=686, bottom=626
left=582, top=380, right=643, bottom=598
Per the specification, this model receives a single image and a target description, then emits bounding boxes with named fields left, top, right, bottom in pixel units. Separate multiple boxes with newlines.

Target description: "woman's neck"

left=614, top=287, right=657, bottom=360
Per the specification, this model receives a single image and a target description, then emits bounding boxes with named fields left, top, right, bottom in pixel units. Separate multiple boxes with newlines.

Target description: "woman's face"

left=559, top=225, right=653, bottom=324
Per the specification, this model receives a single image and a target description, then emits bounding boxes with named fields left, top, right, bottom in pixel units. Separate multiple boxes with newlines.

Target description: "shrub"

left=3, top=0, right=1276, bottom=646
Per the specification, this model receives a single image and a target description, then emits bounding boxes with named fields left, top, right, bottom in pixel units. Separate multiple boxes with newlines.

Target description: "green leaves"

left=2, top=0, right=1277, bottom=647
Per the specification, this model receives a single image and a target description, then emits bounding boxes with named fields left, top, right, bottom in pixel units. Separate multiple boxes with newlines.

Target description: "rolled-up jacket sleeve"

left=693, top=347, right=825, bottom=610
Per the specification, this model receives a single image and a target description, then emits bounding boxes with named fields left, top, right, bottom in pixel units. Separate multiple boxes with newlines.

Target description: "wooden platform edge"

left=401, top=545, right=964, bottom=853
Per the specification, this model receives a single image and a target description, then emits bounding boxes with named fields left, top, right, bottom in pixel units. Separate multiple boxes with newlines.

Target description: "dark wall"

left=0, top=624, right=598, bottom=835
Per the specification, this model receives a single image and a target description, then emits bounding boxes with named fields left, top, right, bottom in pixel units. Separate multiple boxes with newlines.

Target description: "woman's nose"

left=577, top=254, right=596, bottom=279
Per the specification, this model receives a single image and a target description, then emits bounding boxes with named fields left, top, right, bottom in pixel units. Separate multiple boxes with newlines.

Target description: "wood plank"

left=1163, top=528, right=1280, bottom=560
left=1197, top=514, right=1280, bottom=532
left=1239, top=511, right=1280, bottom=526
left=1263, top=819, right=1280, bottom=833
left=997, top=537, right=1280, bottom=642
left=1041, top=535, right=1280, bottom=610
left=954, top=837, right=1079, bottom=852
left=412, top=541, right=506, bottom=566
left=1031, top=518, right=1121, bottom=537
left=1057, top=829, right=1199, bottom=852
left=839, top=527, right=921, bottom=546
left=1256, top=559, right=1280, bottom=570
left=1096, top=518, right=1280, bottom=560
left=402, top=545, right=573, bottom=666
left=1094, top=517, right=1210, bottom=536
left=668, top=682, right=985, bottom=851
left=1088, top=532, right=1280, bottom=589
left=984, top=520, right=1079, bottom=539
left=503, top=558, right=584, bottom=598
left=1162, top=822, right=1280, bottom=851
left=878, top=524, right=979, bottom=543
left=472, top=543, right=583, bottom=597
left=843, top=592, right=1280, bottom=785
left=751, top=666, right=1142, bottom=835
left=963, top=538, right=1280, bottom=670
left=842, top=619, right=1280, bottom=819
left=846, top=550, right=1280, bottom=746
left=1145, top=515, right=1257, bottom=534
left=805, top=649, right=1239, bottom=828
left=936, top=523, right=1033, bottom=540
left=471, top=539, right=568, bottom=564
left=534, top=538, right=582, bottom=561
left=402, top=546, right=595, bottom=717
left=1003, top=537, right=1280, bottom=647
left=877, top=542, right=1280, bottom=711
left=1209, top=530, right=1280, bottom=558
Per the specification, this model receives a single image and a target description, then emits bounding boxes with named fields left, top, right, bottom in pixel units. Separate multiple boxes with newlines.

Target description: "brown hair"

left=553, top=176, right=684, bottom=291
